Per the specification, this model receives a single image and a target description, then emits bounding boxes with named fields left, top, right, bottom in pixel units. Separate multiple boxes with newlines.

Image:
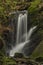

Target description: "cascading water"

left=16, top=13, right=27, bottom=44
left=9, top=11, right=37, bottom=57
left=20, top=26, right=37, bottom=41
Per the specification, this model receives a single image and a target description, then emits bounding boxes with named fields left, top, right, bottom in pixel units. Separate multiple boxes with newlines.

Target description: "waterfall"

left=9, top=26, right=36, bottom=57
left=9, top=12, right=37, bottom=57
left=16, top=13, right=27, bottom=44
left=20, top=26, right=37, bottom=41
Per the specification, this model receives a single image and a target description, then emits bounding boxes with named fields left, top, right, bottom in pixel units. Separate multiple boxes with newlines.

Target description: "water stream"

left=9, top=11, right=37, bottom=57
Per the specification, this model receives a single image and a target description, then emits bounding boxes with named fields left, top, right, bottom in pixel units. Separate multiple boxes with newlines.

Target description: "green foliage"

left=0, top=56, right=16, bottom=65
left=28, top=0, right=41, bottom=13
left=30, top=41, right=43, bottom=59
left=27, top=0, right=43, bottom=59
left=0, top=0, right=17, bottom=16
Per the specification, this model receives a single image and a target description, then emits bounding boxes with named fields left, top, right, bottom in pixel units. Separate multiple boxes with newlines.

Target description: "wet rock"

left=35, top=57, right=43, bottom=62
left=14, top=53, right=24, bottom=58
left=0, top=39, right=4, bottom=49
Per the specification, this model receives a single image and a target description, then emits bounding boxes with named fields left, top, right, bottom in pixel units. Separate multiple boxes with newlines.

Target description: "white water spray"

left=10, top=41, right=29, bottom=57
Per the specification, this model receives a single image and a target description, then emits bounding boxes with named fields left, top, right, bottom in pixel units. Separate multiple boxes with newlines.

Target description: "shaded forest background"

left=0, top=0, right=43, bottom=65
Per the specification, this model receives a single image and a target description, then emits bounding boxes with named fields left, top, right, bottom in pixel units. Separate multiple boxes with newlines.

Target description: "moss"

left=30, top=41, right=43, bottom=59
left=0, top=56, right=16, bottom=65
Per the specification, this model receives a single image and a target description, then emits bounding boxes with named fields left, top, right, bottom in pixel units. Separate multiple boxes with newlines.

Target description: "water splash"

left=10, top=40, right=29, bottom=57
left=9, top=26, right=37, bottom=57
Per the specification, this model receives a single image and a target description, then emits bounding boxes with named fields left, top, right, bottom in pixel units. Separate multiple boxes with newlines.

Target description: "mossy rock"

left=35, top=57, right=43, bottom=62
left=14, top=53, right=24, bottom=58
